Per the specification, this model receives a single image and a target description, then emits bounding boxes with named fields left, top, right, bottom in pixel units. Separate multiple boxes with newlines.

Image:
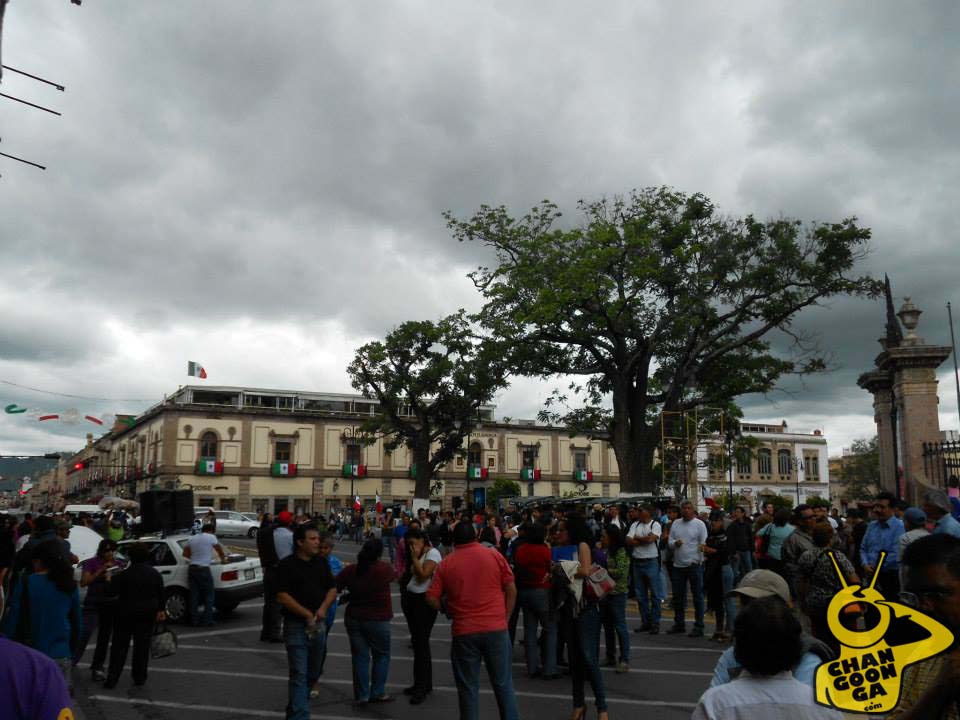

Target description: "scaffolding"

left=659, top=407, right=725, bottom=502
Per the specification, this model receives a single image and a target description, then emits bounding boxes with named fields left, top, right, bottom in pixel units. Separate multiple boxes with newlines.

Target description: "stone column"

left=858, top=370, right=896, bottom=494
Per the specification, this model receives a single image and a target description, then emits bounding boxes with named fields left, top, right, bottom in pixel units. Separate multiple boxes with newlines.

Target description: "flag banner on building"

left=195, top=459, right=224, bottom=475
left=573, top=470, right=593, bottom=482
left=408, top=464, right=416, bottom=478
left=469, top=465, right=488, bottom=480
left=353, top=495, right=362, bottom=511
left=187, top=361, right=208, bottom=379
left=521, top=468, right=541, bottom=481
left=271, top=462, right=297, bottom=477
left=342, top=463, right=366, bottom=478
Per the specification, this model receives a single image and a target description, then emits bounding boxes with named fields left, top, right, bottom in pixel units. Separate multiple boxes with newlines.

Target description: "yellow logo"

left=57, top=709, right=74, bottom=720
left=815, top=551, right=954, bottom=714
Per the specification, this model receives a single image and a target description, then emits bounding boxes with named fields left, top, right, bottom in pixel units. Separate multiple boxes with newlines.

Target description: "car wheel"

left=165, top=588, right=189, bottom=624
left=216, top=599, right=239, bottom=615
left=247, top=527, right=258, bottom=538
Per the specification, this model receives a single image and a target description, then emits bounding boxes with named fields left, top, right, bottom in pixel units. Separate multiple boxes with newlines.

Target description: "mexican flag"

left=375, top=493, right=383, bottom=513
left=272, top=463, right=297, bottom=477
left=408, top=464, right=416, bottom=478
left=353, top=495, right=362, bottom=511
left=187, top=361, right=207, bottom=379
left=573, top=470, right=593, bottom=482
left=342, top=463, right=366, bottom=478
left=521, top=468, right=541, bottom=481
left=469, top=465, right=488, bottom=480
left=196, top=459, right=223, bottom=475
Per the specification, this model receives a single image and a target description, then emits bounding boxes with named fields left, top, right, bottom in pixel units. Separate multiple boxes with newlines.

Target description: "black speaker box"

left=140, top=489, right=195, bottom=533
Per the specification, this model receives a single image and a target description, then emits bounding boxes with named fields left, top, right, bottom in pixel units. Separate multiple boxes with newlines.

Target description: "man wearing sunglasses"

left=889, top=534, right=960, bottom=719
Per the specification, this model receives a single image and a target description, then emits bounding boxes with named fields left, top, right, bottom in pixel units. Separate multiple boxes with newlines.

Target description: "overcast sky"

left=1, top=1, right=958, bottom=458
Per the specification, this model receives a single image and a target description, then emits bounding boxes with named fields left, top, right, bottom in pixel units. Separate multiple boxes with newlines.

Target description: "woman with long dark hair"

left=564, top=512, right=608, bottom=720
left=399, top=528, right=441, bottom=703
left=336, top=538, right=396, bottom=706
left=74, top=538, right=121, bottom=680
left=514, top=521, right=558, bottom=679
left=2, top=540, right=81, bottom=690
left=601, top=523, right=630, bottom=672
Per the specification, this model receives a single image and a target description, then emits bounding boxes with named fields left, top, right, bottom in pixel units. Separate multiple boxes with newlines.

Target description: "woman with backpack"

left=797, top=520, right=859, bottom=655
left=600, top=524, right=630, bottom=672
left=564, top=512, right=608, bottom=720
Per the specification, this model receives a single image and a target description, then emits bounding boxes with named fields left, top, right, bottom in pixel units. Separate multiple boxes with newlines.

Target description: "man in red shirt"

left=426, top=522, right=519, bottom=720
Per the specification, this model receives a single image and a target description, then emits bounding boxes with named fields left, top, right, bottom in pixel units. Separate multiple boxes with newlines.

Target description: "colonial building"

left=51, top=386, right=624, bottom=514
left=695, top=421, right=830, bottom=512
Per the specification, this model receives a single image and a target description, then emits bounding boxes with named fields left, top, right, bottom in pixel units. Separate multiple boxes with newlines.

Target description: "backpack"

left=583, top=564, right=616, bottom=602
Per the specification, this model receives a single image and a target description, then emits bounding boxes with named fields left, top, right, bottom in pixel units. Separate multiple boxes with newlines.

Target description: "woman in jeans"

left=601, top=524, right=630, bottom=672
left=703, top=511, right=736, bottom=642
left=564, top=513, right=607, bottom=720
left=74, top=539, right=121, bottom=680
left=337, top=538, right=396, bottom=706
left=399, top=528, right=441, bottom=704
left=514, top=522, right=558, bottom=679
left=2, top=540, right=81, bottom=690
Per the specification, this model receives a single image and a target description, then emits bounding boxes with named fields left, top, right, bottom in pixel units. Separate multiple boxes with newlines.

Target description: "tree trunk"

left=412, top=440, right=433, bottom=500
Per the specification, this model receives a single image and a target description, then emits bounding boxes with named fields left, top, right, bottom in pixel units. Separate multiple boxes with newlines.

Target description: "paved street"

left=74, top=540, right=722, bottom=719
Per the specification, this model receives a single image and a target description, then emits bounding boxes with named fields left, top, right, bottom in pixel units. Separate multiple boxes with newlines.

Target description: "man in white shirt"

left=182, top=522, right=225, bottom=626
left=626, top=505, right=663, bottom=634
left=667, top=500, right=708, bottom=638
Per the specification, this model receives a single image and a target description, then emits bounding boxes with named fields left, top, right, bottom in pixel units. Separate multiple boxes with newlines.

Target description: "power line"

left=0, top=379, right=155, bottom=403
left=1, top=65, right=65, bottom=91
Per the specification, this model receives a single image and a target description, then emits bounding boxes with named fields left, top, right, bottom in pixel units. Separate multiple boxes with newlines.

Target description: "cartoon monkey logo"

left=815, top=551, right=954, bottom=714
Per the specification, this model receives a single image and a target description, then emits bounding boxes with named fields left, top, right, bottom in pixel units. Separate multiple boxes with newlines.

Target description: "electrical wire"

left=0, top=379, right=155, bottom=403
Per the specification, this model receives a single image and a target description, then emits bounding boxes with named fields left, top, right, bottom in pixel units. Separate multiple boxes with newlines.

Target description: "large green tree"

left=347, top=311, right=509, bottom=500
left=447, top=187, right=878, bottom=494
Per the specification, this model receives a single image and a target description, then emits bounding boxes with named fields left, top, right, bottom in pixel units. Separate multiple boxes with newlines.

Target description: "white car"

left=196, top=510, right=260, bottom=538
left=118, top=534, right=263, bottom=623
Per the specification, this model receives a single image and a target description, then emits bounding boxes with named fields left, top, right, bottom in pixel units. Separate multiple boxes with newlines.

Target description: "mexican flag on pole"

left=469, top=465, right=488, bottom=480
left=573, top=470, right=593, bottom=482
left=521, top=468, right=541, bottom=481
left=187, top=361, right=208, bottom=379
left=342, top=463, right=366, bottom=478
left=353, top=495, right=362, bottom=511
left=196, top=459, right=224, bottom=475
left=272, top=463, right=297, bottom=477
left=375, top=493, right=383, bottom=513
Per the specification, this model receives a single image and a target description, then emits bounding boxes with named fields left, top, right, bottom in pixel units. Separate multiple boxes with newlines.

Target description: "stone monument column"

left=858, top=370, right=896, bottom=493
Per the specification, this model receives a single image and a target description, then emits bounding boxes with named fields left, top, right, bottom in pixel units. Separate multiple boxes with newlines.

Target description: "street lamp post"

left=724, top=420, right=741, bottom=512
left=793, top=456, right=805, bottom=506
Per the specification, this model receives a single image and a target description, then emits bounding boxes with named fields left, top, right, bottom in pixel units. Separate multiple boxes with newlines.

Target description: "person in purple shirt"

left=0, top=637, right=75, bottom=720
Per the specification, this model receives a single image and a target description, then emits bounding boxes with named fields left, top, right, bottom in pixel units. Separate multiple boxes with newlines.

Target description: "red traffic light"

left=73, top=462, right=84, bottom=471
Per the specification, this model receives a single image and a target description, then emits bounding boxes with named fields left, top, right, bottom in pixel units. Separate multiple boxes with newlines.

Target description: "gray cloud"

left=1, top=1, right=958, bottom=455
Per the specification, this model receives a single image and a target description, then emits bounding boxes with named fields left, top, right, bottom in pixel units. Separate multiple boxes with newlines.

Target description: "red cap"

left=277, top=510, right=294, bottom=525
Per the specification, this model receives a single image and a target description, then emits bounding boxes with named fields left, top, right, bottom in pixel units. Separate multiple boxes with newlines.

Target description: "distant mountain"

left=0, top=456, right=65, bottom=492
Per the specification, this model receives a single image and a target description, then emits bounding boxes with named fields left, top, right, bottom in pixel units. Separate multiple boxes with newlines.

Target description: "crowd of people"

left=6, top=485, right=960, bottom=719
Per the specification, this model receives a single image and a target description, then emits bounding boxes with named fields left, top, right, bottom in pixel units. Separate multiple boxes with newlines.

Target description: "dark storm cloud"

left=1, top=1, right=958, bottom=454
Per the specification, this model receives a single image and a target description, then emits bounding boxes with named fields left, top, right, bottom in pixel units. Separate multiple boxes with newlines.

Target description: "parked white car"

left=118, top=534, right=263, bottom=623
left=202, top=510, right=260, bottom=538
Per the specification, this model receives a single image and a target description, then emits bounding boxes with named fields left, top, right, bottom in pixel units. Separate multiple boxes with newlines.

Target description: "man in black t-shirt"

left=276, top=524, right=336, bottom=720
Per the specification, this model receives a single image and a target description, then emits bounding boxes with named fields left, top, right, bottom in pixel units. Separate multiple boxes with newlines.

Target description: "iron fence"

left=922, top=440, right=960, bottom=487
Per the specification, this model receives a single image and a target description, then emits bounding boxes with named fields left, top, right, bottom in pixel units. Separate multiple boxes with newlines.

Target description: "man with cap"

left=274, top=510, right=296, bottom=561
left=898, top=507, right=929, bottom=591
left=709, top=569, right=834, bottom=689
left=923, top=488, right=960, bottom=539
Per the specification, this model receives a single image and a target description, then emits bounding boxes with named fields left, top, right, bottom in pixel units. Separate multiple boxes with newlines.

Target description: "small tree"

left=839, top=437, right=880, bottom=502
left=347, top=311, right=510, bottom=501
left=486, top=477, right=521, bottom=511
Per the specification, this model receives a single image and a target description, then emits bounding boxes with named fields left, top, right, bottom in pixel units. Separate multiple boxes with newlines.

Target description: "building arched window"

left=199, top=431, right=218, bottom=459
left=778, top=449, right=792, bottom=476
left=757, top=448, right=772, bottom=475
left=468, top=442, right=482, bottom=466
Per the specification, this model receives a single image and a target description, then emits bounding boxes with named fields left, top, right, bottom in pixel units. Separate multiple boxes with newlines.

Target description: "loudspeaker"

left=140, top=489, right=195, bottom=533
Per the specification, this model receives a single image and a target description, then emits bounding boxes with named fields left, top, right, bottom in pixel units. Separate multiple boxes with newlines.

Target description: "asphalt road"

left=73, top=539, right=722, bottom=720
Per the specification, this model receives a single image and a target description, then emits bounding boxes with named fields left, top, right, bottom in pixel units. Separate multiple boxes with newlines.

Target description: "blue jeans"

left=602, top=592, right=629, bottom=663
left=672, top=564, right=705, bottom=630
left=735, top=550, right=753, bottom=581
left=632, top=557, right=662, bottom=628
left=345, top=617, right=390, bottom=702
left=188, top=565, right=215, bottom=626
left=721, top=563, right=737, bottom=633
left=570, top=602, right=607, bottom=711
left=450, top=630, right=519, bottom=720
left=384, top=535, right=396, bottom=564
left=283, top=617, right=327, bottom=720
left=518, top=587, right=556, bottom=675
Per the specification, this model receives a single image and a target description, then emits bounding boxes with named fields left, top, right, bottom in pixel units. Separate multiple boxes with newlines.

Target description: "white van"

left=63, top=504, right=104, bottom=517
